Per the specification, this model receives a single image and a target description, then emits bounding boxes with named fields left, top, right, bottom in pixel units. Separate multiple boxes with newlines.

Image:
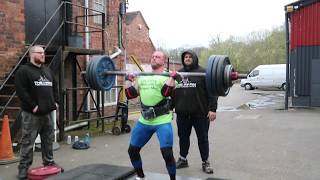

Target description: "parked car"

left=240, top=64, right=286, bottom=90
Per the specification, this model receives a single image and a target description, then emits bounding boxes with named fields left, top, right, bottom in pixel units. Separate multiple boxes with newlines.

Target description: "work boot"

left=176, top=157, right=188, bottom=169
left=17, top=168, right=28, bottom=180
left=202, top=160, right=214, bottom=174
left=44, top=161, right=64, bottom=172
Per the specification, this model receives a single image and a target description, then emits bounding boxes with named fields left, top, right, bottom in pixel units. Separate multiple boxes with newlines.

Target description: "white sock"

left=180, top=156, right=187, bottom=160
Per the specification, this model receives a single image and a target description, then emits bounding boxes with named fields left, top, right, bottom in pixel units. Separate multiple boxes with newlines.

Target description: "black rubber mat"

left=48, top=164, right=204, bottom=180
left=126, top=172, right=202, bottom=180
left=48, top=164, right=135, bottom=180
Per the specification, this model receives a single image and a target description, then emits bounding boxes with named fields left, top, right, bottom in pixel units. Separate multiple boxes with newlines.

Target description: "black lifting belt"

left=141, top=99, right=171, bottom=120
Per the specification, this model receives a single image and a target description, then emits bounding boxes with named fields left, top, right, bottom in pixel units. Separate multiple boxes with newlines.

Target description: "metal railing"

left=0, top=1, right=106, bottom=117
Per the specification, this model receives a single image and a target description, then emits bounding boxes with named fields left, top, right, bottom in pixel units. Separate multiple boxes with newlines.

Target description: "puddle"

left=217, top=92, right=284, bottom=111
left=252, top=92, right=270, bottom=96
left=246, top=95, right=278, bottom=109
left=217, top=106, right=240, bottom=112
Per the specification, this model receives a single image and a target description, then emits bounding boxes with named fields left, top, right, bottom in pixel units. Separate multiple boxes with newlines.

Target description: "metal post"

left=285, top=12, right=290, bottom=110
left=65, top=90, right=69, bottom=125
left=58, top=2, right=67, bottom=141
left=96, top=91, right=100, bottom=128
left=72, top=55, right=77, bottom=120
left=101, top=91, right=105, bottom=132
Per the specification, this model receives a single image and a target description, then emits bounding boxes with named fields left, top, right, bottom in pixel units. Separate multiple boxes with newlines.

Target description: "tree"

left=160, top=25, right=286, bottom=73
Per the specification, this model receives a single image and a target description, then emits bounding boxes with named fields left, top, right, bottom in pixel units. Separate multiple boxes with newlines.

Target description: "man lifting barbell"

left=125, top=51, right=177, bottom=180
left=85, top=52, right=246, bottom=179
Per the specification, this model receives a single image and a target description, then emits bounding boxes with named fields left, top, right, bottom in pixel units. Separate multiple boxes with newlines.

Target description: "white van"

left=240, top=64, right=286, bottom=90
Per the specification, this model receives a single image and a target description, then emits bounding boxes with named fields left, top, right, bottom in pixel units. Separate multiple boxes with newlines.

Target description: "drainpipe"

left=85, top=0, right=90, bottom=111
left=118, top=0, right=126, bottom=49
left=118, top=15, right=123, bottom=49
left=110, top=47, right=122, bottom=59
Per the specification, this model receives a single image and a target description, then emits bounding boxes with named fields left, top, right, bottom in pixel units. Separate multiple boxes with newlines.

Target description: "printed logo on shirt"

left=34, top=75, right=52, bottom=86
left=176, top=77, right=196, bottom=88
left=140, top=79, right=157, bottom=89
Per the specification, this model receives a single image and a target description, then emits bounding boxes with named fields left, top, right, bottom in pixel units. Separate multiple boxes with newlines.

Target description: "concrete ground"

left=1, top=85, right=320, bottom=180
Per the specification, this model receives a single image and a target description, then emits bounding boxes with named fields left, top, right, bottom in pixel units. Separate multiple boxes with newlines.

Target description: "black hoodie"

left=15, top=62, right=59, bottom=115
left=172, top=50, right=217, bottom=116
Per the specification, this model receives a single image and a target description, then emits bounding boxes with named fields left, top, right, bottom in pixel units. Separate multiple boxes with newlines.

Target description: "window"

left=250, top=70, right=259, bottom=77
left=103, top=76, right=118, bottom=106
left=93, top=0, right=105, bottom=24
left=104, top=87, right=117, bottom=105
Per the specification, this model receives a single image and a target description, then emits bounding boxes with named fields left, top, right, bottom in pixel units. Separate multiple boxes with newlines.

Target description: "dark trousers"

left=176, top=114, right=210, bottom=161
left=18, top=111, right=54, bottom=170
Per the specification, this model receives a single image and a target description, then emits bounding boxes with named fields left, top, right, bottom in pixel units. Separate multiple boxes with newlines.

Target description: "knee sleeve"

left=128, top=145, right=141, bottom=161
left=161, top=147, right=175, bottom=165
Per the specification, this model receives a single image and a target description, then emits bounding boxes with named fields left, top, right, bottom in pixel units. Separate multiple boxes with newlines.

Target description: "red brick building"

left=0, top=1, right=25, bottom=80
left=124, top=11, right=182, bottom=71
left=125, top=11, right=155, bottom=66
left=0, top=0, right=157, bottom=137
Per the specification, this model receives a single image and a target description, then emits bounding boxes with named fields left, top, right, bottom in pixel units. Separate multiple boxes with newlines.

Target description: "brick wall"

left=125, top=12, right=155, bottom=65
left=0, top=1, right=25, bottom=79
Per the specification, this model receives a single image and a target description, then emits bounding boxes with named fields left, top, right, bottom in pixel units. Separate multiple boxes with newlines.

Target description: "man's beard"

left=34, top=58, right=45, bottom=65
left=151, top=63, right=162, bottom=70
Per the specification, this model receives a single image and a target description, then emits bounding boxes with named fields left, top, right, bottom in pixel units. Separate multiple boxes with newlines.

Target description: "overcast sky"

left=127, top=0, right=293, bottom=49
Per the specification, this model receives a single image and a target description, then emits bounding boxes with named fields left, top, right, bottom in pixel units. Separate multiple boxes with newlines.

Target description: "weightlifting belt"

left=141, top=99, right=171, bottom=120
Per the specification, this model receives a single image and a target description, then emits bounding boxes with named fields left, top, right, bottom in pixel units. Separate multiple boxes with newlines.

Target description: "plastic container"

left=83, top=133, right=91, bottom=145
left=74, top=136, right=79, bottom=142
left=67, top=135, right=71, bottom=145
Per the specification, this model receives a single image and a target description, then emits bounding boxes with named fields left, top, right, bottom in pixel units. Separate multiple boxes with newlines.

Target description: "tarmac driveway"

left=1, top=84, right=320, bottom=180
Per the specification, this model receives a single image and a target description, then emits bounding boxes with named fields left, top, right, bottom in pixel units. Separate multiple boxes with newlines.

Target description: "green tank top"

left=137, top=75, right=172, bottom=125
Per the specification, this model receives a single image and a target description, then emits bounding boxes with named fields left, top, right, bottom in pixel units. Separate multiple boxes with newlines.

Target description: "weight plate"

left=91, top=57, right=102, bottom=90
left=210, top=55, right=220, bottom=96
left=93, top=56, right=116, bottom=91
left=89, top=58, right=97, bottom=89
left=216, top=56, right=225, bottom=96
left=86, top=56, right=116, bottom=91
left=85, top=58, right=94, bottom=88
left=206, top=56, right=214, bottom=95
left=224, top=65, right=233, bottom=88
left=216, top=56, right=231, bottom=96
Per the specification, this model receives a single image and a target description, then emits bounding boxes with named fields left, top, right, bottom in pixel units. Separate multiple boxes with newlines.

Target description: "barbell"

left=85, top=55, right=247, bottom=96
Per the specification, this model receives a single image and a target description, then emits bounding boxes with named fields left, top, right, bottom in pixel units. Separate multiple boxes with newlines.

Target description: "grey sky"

left=127, top=0, right=293, bottom=49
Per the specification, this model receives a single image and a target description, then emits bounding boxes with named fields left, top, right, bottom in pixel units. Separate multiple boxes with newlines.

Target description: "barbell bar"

left=85, top=55, right=247, bottom=96
left=104, top=70, right=210, bottom=77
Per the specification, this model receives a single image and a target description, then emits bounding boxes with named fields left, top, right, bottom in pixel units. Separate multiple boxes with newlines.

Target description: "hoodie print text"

left=177, top=77, right=197, bottom=88
left=34, top=75, right=53, bottom=87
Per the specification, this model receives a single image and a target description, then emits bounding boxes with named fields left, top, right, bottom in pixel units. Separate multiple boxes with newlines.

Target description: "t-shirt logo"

left=177, top=77, right=196, bottom=88
left=34, top=75, right=52, bottom=86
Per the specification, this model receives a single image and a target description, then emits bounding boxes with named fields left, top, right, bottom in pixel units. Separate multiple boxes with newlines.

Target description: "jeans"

left=18, top=111, right=54, bottom=170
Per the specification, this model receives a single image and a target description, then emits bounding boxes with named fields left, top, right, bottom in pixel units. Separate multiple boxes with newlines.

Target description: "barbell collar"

left=231, top=72, right=247, bottom=80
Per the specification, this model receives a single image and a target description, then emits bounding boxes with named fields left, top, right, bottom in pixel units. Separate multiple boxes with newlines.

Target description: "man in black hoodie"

left=172, top=50, right=217, bottom=174
left=15, top=45, right=60, bottom=179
